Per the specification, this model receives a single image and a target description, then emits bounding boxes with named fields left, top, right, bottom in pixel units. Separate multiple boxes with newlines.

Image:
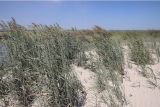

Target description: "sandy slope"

left=123, top=45, right=160, bottom=107
left=73, top=46, right=160, bottom=107
left=73, top=65, right=101, bottom=107
left=124, top=68, right=160, bottom=107
left=73, top=65, right=109, bottom=107
left=123, top=62, right=160, bottom=107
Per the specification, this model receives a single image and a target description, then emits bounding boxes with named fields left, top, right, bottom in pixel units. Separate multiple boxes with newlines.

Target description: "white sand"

left=73, top=65, right=102, bottom=107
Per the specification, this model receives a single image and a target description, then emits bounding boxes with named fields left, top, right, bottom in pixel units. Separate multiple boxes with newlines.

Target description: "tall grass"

left=128, top=37, right=152, bottom=66
left=0, top=19, right=85, bottom=107
left=89, top=27, right=126, bottom=107
left=1, top=19, right=160, bottom=107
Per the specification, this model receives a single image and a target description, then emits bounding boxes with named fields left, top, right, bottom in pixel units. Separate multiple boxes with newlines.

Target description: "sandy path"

left=73, top=65, right=107, bottom=107
left=123, top=65, right=160, bottom=107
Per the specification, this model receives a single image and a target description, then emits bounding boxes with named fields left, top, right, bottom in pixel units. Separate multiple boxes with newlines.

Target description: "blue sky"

left=0, top=1, right=160, bottom=30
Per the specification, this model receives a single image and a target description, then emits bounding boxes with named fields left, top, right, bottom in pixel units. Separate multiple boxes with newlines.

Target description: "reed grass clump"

left=129, top=37, right=152, bottom=66
left=93, top=27, right=124, bottom=75
left=90, top=27, right=126, bottom=107
left=0, top=18, right=84, bottom=107
left=150, top=41, right=160, bottom=62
